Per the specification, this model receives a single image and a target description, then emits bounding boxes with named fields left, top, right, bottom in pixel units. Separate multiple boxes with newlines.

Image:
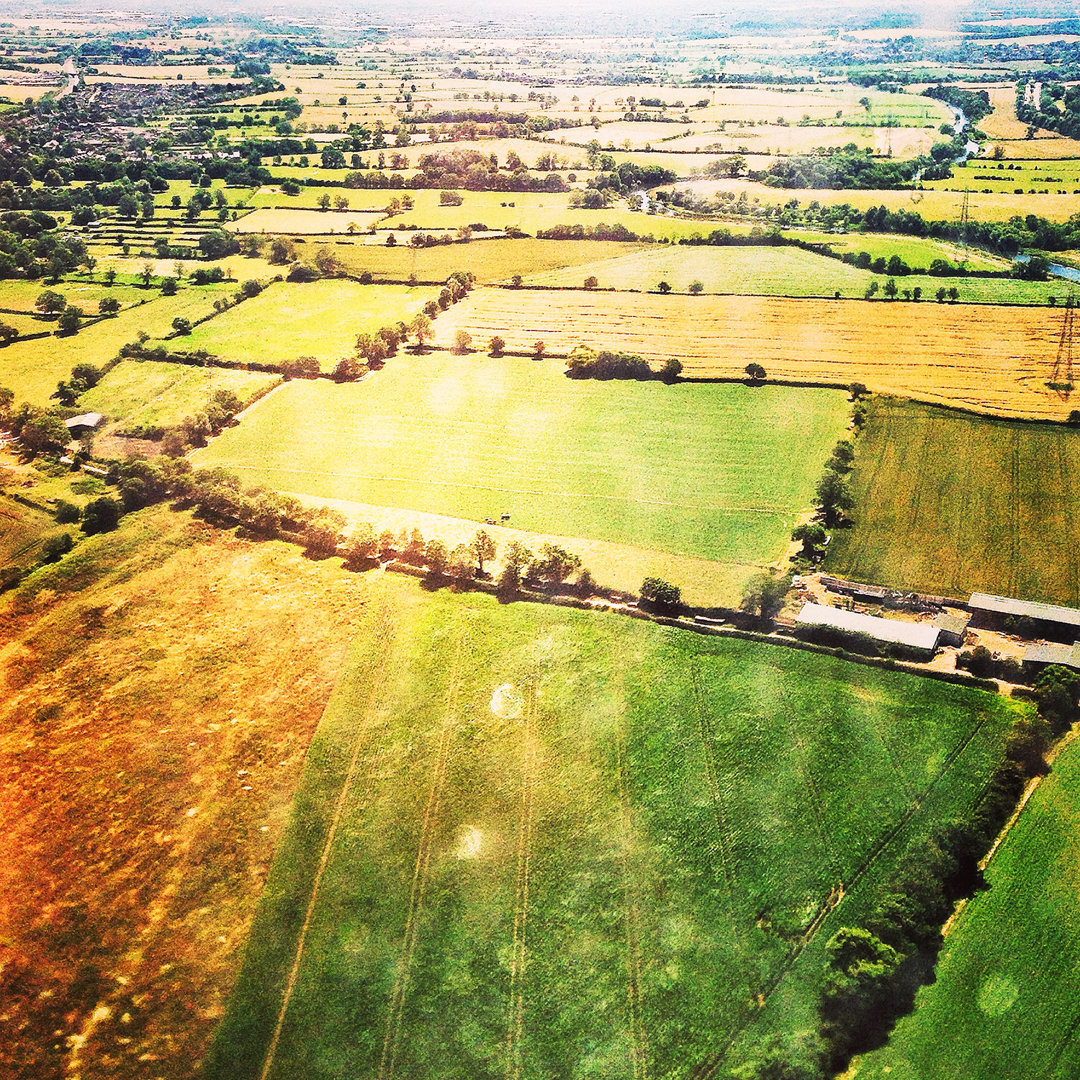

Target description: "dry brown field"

left=979, top=84, right=1080, bottom=157
left=432, top=287, right=1072, bottom=419
left=0, top=507, right=371, bottom=1079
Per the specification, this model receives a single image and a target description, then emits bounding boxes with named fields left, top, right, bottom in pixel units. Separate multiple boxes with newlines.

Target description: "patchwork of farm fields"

left=853, top=736, right=1080, bottom=1080
left=150, top=282, right=430, bottom=370
left=0, top=283, right=235, bottom=405
left=432, top=288, right=1070, bottom=419
left=193, top=356, right=850, bottom=573
left=207, top=578, right=1019, bottom=1080
left=826, top=397, right=1080, bottom=607
left=669, top=179, right=1080, bottom=222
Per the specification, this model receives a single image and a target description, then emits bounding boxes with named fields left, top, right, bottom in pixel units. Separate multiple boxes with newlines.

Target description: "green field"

left=853, top=737, right=1080, bottom=1080
left=826, top=397, right=1080, bottom=605
left=194, top=356, right=851, bottom=568
left=332, top=238, right=649, bottom=284
left=514, top=241, right=1063, bottom=304
left=789, top=231, right=1008, bottom=274
left=522, top=245, right=877, bottom=296
left=206, top=577, right=1019, bottom=1080
left=926, top=158, right=1080, bottom=193
left=77, top=360, right=281, bottom=431
left=150, top=281, right=430, bottom=370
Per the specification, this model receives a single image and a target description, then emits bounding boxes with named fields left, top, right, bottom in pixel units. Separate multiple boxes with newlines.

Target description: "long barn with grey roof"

left=968, top=593, right=1080, bottom=643
left=794, top=603, right=941, bottom=657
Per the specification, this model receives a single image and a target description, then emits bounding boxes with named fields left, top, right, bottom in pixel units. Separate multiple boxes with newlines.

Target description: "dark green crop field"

left=853, top=738, right=1080, bottom=1080
left=206, top=578, right=1019, bottom=1080
left=826, top=397, right=1080, bottom=605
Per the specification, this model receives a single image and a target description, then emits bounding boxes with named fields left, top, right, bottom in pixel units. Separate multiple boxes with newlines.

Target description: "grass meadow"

left=852, top=738, right=1080, bottom=1080
left=331, top=238, right=649, bottom=284
left=523, top=245, right=877, bottom=296
left=193, top=356, right=851, bottom=566
left=76, top=360, right=281, bottom=431
left=826, top=398, right=1080, bottom=606
left=206, top=577, right=1019, bottom=1080
left=520, top=245, right=1066, bottom=304
left=152, top=281, right=430, bottom=370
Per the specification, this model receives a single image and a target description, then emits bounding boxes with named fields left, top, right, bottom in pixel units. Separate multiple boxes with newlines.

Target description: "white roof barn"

left=795, top=603, right=941, bottom=654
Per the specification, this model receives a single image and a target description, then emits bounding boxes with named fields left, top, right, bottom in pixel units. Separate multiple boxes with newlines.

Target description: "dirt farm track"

left=434, top=289, right=1073, bottom=420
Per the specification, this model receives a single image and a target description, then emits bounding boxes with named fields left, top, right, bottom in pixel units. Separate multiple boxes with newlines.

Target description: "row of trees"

left=565, top=346, right=682, bottom=383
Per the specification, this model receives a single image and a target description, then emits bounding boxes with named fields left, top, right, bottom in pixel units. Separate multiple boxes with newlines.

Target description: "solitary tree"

left=57, top=306, right=83, bottom=335
left=657, top=280, right=672, bottom=294
left=817, top=470, right=853, bottom=526
left=745, top=362, right=766, bottom=382
left=471, top=529, right=495, bottom=576
left=489, top=335, right=506, bottom=356
left=81, top=496, right=123, bottom=535
left=661, top=358, right=683, bottom=384
left=35, top=289, right=66, bottom=315
left=740, top=569, right=792, bottom=623
left=424, top=538, right=449, bottom=577
left=640, top=576, right=681, bottom=611
left=533, top=340, right=546, bottom=359
left=20, top=413, right=69, bottom=456
left=689, top=280, right=704, bottom=295
left=412, top=312, right=432, bottom=349
left=584, top=275, right=599, bottom=290
left=792, top=522, right=828, bottom=557
left=452, top=329, right=473, bottom=355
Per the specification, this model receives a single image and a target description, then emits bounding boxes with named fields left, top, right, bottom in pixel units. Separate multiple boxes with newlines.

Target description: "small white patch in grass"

left=490, top=683, right=524, bottom=719
left=455, top=826, right=483, bottom=860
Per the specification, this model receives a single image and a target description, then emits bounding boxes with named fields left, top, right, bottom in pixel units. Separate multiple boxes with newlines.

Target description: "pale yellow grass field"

left=286, top=492, right=750, bottom=607
left=432, top=287, right=1073, bottom=420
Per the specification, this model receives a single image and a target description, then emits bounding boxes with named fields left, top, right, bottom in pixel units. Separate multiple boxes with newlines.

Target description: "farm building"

left=64, top=412, right=104, bottom=436
left=794, top=603, right=941, bottom=658
left=933, top=612, right=971, bottom=648
left=968, top=592, right=1080, bottom=644
left=1022, top=641, right=1080, bottom=675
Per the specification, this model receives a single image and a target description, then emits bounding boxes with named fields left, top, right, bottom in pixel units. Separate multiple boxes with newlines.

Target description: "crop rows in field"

left=432, top=287, right=1071, bottom=419
left=826, top=397, right=1080, bottom=607
left=206, top=581, right=1019, bottom=1080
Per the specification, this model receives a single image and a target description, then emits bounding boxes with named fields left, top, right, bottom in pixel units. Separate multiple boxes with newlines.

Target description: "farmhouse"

left=795, top=602, right=941, bottom=657
left=1022, top=641, right=1080, bottom=675
left=968, top=592, right=1080, bottom=644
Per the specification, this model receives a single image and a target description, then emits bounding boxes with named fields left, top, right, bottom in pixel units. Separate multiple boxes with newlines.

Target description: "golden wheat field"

left=433, top=288, right=1073, bottom=419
